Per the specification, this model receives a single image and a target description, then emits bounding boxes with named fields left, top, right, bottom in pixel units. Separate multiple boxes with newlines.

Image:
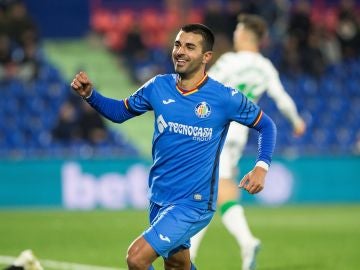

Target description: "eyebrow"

left=174, top=40, right=197, bottom=48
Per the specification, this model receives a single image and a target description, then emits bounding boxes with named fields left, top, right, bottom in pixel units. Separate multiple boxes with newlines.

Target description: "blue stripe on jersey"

left=208, top=123, right=230, bottom=210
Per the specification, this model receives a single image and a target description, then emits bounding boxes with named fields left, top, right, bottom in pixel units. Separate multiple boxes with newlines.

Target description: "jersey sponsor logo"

left=193, top=193, right=202, bottom=200
left=159, top=234, right=171, bottom=243
left=168, top=122, right=213, bottom=141
left=157, top=115, right=213, bottom=141
left=163, top=99, right=175, bottom=104
left=194, top=102, right=211, bottom=118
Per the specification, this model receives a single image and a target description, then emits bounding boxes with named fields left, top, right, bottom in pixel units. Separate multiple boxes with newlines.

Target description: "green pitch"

left=0, top=205, right=359, bottom=270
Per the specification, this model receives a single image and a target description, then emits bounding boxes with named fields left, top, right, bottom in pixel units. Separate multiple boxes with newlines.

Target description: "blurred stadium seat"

left=0, top=70, right=139, bottom=158
left=1, top=0, right=359, bottom=159
left=0, top=50, right=139, bottom=158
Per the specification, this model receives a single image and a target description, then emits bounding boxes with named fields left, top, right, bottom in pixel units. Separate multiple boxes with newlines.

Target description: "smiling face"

left=172, top=31, right=212, bottom=78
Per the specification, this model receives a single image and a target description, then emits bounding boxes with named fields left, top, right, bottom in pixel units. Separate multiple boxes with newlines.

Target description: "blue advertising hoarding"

left=0, top=156, right=359, bottom=209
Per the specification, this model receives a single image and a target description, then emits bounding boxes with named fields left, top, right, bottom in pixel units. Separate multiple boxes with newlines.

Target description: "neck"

left=236, top=42, right=259, bottom=53
left=177, top=70, right=206, bottom=90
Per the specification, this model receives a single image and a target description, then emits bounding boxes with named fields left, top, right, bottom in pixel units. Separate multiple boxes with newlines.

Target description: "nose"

left=175, top=45, right=185, bottom=55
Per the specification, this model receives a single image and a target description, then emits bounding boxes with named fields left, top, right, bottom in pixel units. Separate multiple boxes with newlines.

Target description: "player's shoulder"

left=216, top=52, right=237, bottom=63
left=141, top=74, right=176, bottom=89
left=254, top=53, right=277, bottom=71
left=206, top=75, right=228, bottom=89
left=151, top=73, right=176, bottom=83
left=206, top=76, right=238, bottom=97
left=221, top=51, right=237, bottom=58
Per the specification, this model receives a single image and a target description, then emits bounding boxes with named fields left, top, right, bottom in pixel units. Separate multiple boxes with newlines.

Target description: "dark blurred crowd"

left=91, top=0, right=360, bottom=83
left=0, top=0, right=136, bottom=157
left=1, top=0, right=360, bottom=157
left=89, top=0, right=360, bottom=155
left=0, top=0, right=40, bottom=81
left=280, top=0, right=360, bottom=77
left=51, top=92, right=109, bottom=146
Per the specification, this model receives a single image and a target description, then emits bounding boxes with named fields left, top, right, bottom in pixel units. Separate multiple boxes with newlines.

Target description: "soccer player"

left=190, top=14, right=306, bottom=270
left=71, top=23, right=277, bottom=270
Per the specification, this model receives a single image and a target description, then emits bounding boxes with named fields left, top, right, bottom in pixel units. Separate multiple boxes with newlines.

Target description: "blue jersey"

left=124, top=74, right=261, bottom=210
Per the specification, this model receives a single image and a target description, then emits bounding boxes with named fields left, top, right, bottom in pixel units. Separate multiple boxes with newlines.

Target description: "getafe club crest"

left=195, top=102, right=211, bottom=118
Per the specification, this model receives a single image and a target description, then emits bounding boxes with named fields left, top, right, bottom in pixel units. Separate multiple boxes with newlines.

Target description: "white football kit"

left=209, top=51, right=302, bottom=179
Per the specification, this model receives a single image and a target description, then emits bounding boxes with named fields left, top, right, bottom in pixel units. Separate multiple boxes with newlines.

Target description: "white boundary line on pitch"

left=0, top=255, right=127, bottom=270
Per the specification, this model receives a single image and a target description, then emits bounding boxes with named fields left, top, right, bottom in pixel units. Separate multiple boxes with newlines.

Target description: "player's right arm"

left=265, top=65, right=306, bottom=136
left=71, top=71, right=141, bottom=123
left=71, top=71, right=93, bottom=98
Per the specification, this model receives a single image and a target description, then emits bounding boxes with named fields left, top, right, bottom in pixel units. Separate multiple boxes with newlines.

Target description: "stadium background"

left=0, top=0, right=359, bottom=269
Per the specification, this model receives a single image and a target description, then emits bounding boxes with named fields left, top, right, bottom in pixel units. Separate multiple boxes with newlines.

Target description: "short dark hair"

left=237, top=14, right=267, bottom=42
left=181, top=23, right=215, bottom=52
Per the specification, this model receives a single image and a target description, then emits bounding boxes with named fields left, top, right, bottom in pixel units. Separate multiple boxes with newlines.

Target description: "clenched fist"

left=70, top=71, right=93, bottom=99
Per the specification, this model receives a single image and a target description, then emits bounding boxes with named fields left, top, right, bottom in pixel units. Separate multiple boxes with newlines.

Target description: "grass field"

left=0, top=205, right=359, bottom=270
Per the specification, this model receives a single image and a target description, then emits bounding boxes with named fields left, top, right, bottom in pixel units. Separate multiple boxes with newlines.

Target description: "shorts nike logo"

left=159, top=234, right=171, bottom=243
left=163, top=99, right=175, bottom=104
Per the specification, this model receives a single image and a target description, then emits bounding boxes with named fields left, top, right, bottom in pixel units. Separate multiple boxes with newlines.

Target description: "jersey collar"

left=176, top=73, right=208, bottom=96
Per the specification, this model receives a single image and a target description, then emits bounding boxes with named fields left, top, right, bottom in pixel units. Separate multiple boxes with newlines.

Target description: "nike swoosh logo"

left=163, top=99, right=175, bottom=104
left=159, top=234, right=171, bottom=243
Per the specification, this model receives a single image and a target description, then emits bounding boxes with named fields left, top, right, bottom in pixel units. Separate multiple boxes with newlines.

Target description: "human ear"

left=202, top=51, right=213, bottom=64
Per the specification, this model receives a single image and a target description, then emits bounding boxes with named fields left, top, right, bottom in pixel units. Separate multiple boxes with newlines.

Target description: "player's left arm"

left=227, top=87, right=277, bottom=194
left=238, top=111, right=277, bottom=194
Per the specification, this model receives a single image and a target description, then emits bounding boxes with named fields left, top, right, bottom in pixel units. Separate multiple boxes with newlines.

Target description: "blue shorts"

left=143, top=202, right=214, bottom=258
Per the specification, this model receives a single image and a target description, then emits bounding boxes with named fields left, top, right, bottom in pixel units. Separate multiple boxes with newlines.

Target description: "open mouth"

left=175, top=59, right=187, bottom=66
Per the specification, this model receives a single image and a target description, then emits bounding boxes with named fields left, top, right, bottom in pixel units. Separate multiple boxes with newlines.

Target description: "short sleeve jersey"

left=125, top=74, right=261, bottom=210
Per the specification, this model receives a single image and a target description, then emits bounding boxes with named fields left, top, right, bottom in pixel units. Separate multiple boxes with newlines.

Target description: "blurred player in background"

left=71, top=23, right=276, bottom=270
left=190, top=14, right=306, bottom=270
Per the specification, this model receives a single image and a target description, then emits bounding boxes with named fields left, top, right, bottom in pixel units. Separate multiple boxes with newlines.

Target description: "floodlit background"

left=0, top=0, right=359, bottom=269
